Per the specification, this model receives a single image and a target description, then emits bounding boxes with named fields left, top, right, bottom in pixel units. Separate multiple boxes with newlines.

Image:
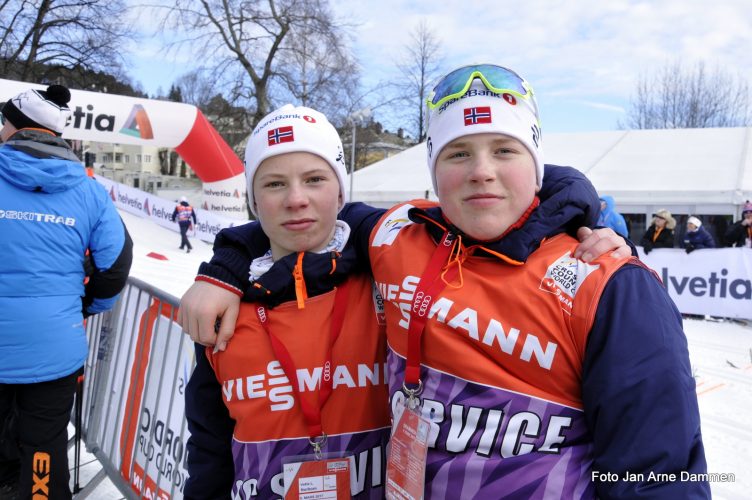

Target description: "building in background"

left=75, top=141, right=202, bottom=200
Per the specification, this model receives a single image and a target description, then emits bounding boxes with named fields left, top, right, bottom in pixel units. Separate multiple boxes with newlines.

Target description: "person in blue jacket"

left=0, top=84, right=133, bottom=499
left=597, top=194, right=629, bottom=237
left=683, top=216, right=716, bottom=253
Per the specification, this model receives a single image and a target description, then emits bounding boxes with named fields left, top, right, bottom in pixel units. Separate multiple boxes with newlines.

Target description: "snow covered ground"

left=684, top=318, right=752, bottom=498
left=118, top=209, right=219, bottom=300
left=68, top=210, right=751, bottom=499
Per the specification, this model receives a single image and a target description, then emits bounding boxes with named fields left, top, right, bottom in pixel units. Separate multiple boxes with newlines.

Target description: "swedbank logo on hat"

left=426, top=79, right=544, bottom=191
left=244, top=104, right=347, bottom=216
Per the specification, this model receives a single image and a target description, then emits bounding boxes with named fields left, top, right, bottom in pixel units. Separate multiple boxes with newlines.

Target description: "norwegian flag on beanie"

left=426, top=79, right=543, bottom=193
left=464, top=107, right=492, bottom=125
left=267, top=126, right=294, bottom=145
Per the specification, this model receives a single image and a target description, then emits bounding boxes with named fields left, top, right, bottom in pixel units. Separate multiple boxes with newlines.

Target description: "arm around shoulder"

left=197, top=222, right=271, bottom=293
left=338, top=202, right=386, bottom=269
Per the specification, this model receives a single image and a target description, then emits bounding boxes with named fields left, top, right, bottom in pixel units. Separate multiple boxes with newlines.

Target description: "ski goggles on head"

left=427, top=64, right=538, bottom=115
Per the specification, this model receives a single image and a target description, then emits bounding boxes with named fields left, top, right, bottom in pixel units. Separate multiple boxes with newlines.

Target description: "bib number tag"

left=283, top=454, right=352, bottom=499
left=385, top=406, right=430, bottom=500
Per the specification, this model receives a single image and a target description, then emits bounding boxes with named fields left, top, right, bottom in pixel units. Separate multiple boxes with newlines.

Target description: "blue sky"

left=127, top=0, right=752, bottom=133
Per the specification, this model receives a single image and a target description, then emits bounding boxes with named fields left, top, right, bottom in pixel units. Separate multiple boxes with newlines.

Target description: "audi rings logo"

left=257, top=307, right=267, bottom=322
left=323, top=361, right=331, bottom=382
left=412, top=291, right=432, bottom=317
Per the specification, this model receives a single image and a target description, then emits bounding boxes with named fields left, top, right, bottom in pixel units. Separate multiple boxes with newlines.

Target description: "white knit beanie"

left=2, top=84, right=71, bottom=135
left=426, top=78, right=543, bottom=191
left=244, top=104, right=347, bottom=216
left=687, top=216, right=702, bottom=228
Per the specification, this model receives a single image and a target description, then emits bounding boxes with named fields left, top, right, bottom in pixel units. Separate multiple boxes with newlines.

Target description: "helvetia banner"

left=95, top=175, right=244, bottom=243
left=0, top=78, right=246, bottom=218
left=638, top=247, right=752, bottom=319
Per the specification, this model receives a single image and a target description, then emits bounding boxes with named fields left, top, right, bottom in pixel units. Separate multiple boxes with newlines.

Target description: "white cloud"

left=334, top=0, right=751, bottom=129
left=126, top=0, right=752, bottom=130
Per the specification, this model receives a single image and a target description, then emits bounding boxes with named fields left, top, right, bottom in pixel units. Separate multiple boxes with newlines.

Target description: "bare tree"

left=276, top=7, right=360, bottom=124
left=175, top=69, right=217, bottom=108
left=0, top=0, right=133, bottom=83
left=622, top=61, right=751, bottom=129
left=396, top=20, right=443, bottom=141
left=161, top=0, right=358, bottom=127
left=175, top=69, right=253, bottom=149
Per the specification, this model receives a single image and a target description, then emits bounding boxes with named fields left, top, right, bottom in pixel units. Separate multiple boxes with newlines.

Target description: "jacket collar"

left=244, top=240, right=363, bottom=308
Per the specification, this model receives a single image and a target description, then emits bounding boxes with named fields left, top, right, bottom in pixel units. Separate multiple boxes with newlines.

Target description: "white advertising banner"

left=200, top=173, right=249, bottom=219
left=637, top=247, right=752, bottom=319
left=95, top=176, right=247, bottom=243
left=1, top=78, right=247, bottom=218
left=0, top=78, right=196, bottom=147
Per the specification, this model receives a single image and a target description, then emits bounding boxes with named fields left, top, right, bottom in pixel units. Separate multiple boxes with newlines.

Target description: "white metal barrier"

left=77, top=277, right=194, bottom=499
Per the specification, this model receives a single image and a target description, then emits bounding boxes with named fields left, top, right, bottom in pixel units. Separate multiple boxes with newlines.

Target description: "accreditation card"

left=385, top=405, right=430, bottom=500
left=282, top=453, right=351, bottom=499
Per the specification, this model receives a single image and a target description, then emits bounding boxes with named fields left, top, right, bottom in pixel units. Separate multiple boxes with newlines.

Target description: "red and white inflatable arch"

left=0, top=78, right=246, bottom=218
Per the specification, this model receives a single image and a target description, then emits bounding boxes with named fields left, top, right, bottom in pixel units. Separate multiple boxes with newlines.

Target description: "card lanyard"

left=255, top=281, right=350, bottom=457
left=403, top=232, right=459, bottom=403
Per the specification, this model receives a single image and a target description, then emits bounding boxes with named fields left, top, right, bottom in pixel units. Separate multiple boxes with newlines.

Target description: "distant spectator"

left=683, top=216, right=716, bottom=253
left=598, top=195, right=629, bottom=237
left=724, top=200, right=752, bottom=248
left=172, top=196, right=197, bottom=253
left=640, top=208, right=676, bottom=254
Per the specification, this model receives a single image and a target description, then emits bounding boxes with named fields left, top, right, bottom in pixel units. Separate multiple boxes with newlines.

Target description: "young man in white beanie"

left=180, top=91, right=638, bottom=497
left=0, top=84, right=132, bottom=499
left=683, top=215, right=716, bottom=253
left=183, top=104, right=392, bottom=498
left=329, top=64, right=704, bottom=499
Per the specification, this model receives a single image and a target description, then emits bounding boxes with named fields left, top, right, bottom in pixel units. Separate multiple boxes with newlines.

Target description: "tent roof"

left=350, top=127, right=752, bottom=211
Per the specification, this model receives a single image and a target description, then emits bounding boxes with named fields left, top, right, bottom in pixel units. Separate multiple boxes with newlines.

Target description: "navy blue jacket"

left=189, top=165, right=708, bottom=499
left=172, top=200, right=196, bottom=226
left=683, top=226, right=716, bottom=250
left=0, top=130, right=132, bottom=383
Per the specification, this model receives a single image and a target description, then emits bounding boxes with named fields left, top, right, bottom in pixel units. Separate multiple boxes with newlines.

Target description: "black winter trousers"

left=178, top=222, right=192, bottom=250
left=0, top=367, right=83, bottom=499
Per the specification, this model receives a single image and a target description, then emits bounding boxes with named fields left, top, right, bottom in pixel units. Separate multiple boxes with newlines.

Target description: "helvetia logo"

left=142, top=198, right=151, bottom=216
left=120, top=104, right=154, bottom=139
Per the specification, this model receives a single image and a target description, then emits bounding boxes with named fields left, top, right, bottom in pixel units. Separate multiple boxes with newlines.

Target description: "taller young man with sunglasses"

left=370, top=64, right=707, bottom=498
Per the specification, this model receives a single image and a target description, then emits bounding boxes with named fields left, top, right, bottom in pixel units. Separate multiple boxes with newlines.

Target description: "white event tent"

left=349, top=127, right=752, bottom=223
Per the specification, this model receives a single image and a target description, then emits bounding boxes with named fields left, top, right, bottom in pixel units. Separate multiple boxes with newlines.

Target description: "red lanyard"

left=405, top=232, right=459, bottom=386
left=255, top=281, right=350, bottom=439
